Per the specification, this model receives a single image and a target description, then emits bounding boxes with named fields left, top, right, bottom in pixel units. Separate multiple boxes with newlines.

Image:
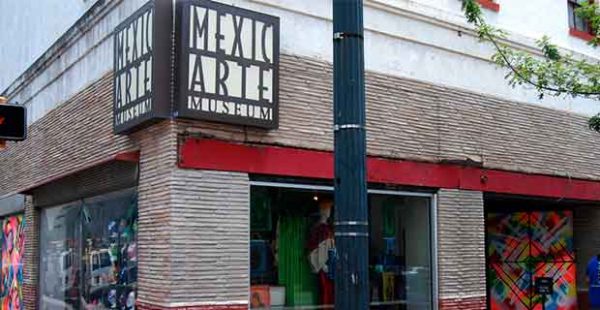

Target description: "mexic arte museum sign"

left=113, top=0, right=173, bottom=134
left=112, top=0, right=280, bottom=133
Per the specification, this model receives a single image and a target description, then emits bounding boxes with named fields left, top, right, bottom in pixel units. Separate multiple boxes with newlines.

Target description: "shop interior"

left=249, top=183, right=434, bottom=309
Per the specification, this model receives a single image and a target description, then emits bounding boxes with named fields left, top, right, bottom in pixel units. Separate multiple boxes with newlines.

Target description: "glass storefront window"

left=39, top=202, right=81, bottom=310
left=369, top=195, right=432, bottom=309
left=39, top=189, right=137, bottom=310
left=81, top=191, right=138, bottom=309
left=249, top=183, right=434, bottom=310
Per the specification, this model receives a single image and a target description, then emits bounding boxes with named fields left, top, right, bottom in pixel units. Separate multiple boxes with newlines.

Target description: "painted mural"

left=487, top=211, right=576, bottom=310
left=1, top=215, right=25, bottom=310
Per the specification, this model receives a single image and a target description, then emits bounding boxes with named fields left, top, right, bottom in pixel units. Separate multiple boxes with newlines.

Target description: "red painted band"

left=179, top=138, right=600, bottom=201
left=569, top=28, right=596, bottom=42
left=114, top=150, right=141, bottom=162
left=137, top=301, right=247, bottom=310
left=477, top=0, right=500, bottom=12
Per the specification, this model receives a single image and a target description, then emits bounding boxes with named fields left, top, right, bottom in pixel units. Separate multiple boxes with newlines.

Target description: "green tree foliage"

left=461, top=0, right=600, bottom=131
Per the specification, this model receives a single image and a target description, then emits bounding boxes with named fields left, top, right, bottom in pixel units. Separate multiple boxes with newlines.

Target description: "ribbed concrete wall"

left=135, top=121, right=178, bottom=305
left=135, top=120, right=250, bottom=307
left=168, top=169, right=249, bottom=306
left=437, top=189, right=486, bottom=309
left=180, top=55, right=600, bottom=182
left=22, top=196, right=37, bottom=310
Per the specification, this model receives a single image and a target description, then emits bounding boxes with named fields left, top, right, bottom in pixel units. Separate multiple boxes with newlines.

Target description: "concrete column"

left=437, top=189, right=486, bottom=310
left=23, top=195, right=39, bottom=310
left=135, top=121, right=178, bottom=306
left=135, top=121, right=250, bottom=309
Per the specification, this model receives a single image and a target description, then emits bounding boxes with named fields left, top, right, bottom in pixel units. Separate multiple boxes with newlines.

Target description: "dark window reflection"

left=39, top=189, right=137, bottom=310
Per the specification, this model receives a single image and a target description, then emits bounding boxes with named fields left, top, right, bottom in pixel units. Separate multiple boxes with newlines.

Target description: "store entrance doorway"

left=485, top=197, right=579, bottom=310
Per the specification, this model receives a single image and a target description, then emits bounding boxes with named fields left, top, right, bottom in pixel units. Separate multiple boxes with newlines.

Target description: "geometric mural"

left=487, top=211, right=577, bottom=310
left=0, top=215, right=25, bottom=310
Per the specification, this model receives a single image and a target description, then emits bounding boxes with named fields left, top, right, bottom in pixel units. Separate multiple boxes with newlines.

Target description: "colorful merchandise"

left=1, top=215, right=25, bottom=310
left=251, top=285, right=270, bottom=308
left=487, top=211, right=576, bottom=310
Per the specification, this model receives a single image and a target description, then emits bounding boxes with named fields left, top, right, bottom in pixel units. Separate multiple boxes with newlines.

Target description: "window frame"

left=248, top=180, right=439, bottom=310
left=568, top=0, right=596, bottom=41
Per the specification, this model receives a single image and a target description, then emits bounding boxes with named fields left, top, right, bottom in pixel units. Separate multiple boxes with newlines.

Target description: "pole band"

left=333, top=124, right=364, bottom=131
left=335, top=232, right=369, bottom=237
left=333, top=32, right=364, bottom=40
left=334, top=221, right=368, bottom=226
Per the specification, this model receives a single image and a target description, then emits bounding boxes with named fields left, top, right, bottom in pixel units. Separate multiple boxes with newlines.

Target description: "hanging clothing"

left=307, top=222, right=335, bottom=305
left=318, top=271, right=334, bottom=306
left=307, top=222, right=334, bottom=274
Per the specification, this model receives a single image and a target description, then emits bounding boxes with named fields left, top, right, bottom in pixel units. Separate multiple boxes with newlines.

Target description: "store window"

left=39, top=189, right=137, bottom=310
left=249, top=183, right=435, bottom=309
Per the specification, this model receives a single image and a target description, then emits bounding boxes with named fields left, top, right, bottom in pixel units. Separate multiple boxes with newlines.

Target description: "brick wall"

left=0, top=74, right=136, bottom=196
left=437, top=189, right=486, bottom=310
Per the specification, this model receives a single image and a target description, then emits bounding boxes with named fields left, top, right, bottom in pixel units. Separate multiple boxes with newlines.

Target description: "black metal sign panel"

left=176, top=0, right=280, bottom=129
left=113, top=0, right=172, bottom=134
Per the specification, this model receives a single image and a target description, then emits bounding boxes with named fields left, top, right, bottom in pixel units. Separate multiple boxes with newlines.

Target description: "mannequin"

left=307, top=199, right=335, bottom=306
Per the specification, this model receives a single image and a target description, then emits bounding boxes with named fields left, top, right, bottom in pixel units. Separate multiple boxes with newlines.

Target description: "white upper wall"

left=2, top=0, right=600, bottom=126
left=0, top=0, right=99, bottom=91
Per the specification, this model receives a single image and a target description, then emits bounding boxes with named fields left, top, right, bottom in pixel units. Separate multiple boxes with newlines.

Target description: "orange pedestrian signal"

left=0, top=97, right=26, bottom=142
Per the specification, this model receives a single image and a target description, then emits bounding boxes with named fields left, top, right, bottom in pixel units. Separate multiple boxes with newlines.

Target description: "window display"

left=249, top=184, right=434, bottom=309
left=39, top=189, right=137, bottom=310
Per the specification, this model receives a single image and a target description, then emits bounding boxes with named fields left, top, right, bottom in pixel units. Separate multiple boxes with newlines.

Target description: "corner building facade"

left=1, top=0, right=600, bottom=310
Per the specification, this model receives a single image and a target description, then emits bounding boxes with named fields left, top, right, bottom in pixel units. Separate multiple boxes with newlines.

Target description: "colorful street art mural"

left=1, top=215, right=25, bottom=310
left=487, top=211, right=576, bottom=310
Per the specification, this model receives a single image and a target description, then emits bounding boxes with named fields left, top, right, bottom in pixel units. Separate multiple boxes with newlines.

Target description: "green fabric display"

left=277, top=216, right=318, bottom=306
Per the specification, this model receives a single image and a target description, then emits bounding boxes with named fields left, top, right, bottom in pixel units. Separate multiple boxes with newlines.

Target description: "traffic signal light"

left=0, top=97, right=26, bottom=149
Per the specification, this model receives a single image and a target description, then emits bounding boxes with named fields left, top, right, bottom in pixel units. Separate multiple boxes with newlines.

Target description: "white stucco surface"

left=2, top=0, right=600, bottom=125
left=0, top=0, right=100, bottom=91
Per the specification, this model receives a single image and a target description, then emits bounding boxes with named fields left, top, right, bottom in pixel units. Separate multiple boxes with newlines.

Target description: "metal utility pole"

left=333, top=0, right=369, bottom=309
